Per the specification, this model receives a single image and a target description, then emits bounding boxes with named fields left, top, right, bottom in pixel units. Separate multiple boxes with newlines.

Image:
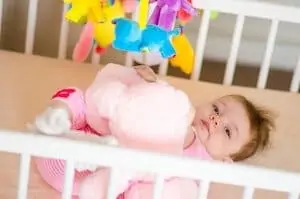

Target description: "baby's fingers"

left=134, top=65, right=157, bottom=83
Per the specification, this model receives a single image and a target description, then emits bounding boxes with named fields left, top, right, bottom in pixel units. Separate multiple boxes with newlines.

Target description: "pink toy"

left=73, top=22, right=94, bottom=62
left=34, top=63, right=194, bottom=197
left=148, top=0, right=197, bottom=31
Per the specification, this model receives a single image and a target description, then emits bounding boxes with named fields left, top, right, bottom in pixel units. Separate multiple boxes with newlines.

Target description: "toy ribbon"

left=138, top=0, right=149, bottom=29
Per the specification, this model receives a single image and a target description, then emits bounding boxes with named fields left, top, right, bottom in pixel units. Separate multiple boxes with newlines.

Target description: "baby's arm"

left=33, top=87, right=86, bottom=135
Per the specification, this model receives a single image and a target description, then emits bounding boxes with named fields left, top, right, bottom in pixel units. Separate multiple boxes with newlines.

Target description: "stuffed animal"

left=148, top=0, right=197, bottom=31
left=177, top=0, right=194, bottom=23
left=32, top=63, right=194, bottom=197
left=169, top=33, right=194, bottom=74
left=71, top=0, right=137, bottom=62
left=63, top=0, right=104, bottom=23
left=112, top=18, right=182, bottom=58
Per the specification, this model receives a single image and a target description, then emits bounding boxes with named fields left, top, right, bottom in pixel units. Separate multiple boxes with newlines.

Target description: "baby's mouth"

left=200, top=119, right=210, bottom=133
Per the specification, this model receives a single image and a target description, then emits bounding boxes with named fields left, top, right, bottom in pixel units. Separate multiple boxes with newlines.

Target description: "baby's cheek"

left=208, top=135, right=227, bottom=157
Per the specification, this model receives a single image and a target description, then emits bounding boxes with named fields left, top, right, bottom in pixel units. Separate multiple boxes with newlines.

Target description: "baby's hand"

left=32, top=107, right=71, bottom=135
left=134, top=65, right=157, bottom=83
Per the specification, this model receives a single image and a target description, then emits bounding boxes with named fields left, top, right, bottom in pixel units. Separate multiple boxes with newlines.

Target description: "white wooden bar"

left=290, top=57, right=300, bottom=92
left=198, top=180, right=210, bottom=199
left=152, top=175, right=165, bottom=199
left=61, top=160, right=75, bottom=199
left=191, top=10, right=211, bottom=81
left=223, top=14, right=245, bottom=85
left=91, top=45, right=101, bottom=65
left=193, top=0, right=300, bottom=24
left=58, top=4, right=69, bottom=59
left=125, top=53, right=134, bottom=67
left=1, top=131, right=300, bottom=194
left=0, top=0, right=3, bottom=41
left=106, top=168, right=119, bottom=199
left=17, top=154, right=31, bottom=199
left=242, top=187, right=254, bottom=199
left=288, top=192, right=300, bottom=199
left=25, top=0, right=38, bottom=54
left=158, top=59, right=169, bottom=76
left=257, top=19, right=279, bottom=89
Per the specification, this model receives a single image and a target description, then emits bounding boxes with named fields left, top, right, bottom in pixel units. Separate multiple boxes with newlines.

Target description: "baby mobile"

left=62, top=0, right=219, bottom=74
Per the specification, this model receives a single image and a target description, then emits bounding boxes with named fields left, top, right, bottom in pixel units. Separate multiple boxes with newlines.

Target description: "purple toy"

left=148, top=0, right=197, bottom=31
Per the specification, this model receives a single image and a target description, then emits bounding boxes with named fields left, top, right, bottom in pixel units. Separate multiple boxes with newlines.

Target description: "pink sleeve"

left=51, top=87, right=86, bottom=130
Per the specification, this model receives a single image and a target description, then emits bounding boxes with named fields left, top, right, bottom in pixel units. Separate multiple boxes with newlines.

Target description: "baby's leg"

left=123, top=178, right=198, bottom=199
left=34, top=87, right=95, bottom=196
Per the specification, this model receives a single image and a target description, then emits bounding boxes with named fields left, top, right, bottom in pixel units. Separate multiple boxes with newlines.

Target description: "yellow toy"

left=63, top=0, right=104, bottom=24
left=169, top=33, right=194, bottom=74
left=70, top=0, right=137, bottom=62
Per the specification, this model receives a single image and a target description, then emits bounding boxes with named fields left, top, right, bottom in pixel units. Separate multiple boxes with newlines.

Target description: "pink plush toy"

left=33, top=63, right=195, bottom=197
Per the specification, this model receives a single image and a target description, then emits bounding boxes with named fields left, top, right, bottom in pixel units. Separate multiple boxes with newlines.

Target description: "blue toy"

left=111, top=18, right=182, bottom=58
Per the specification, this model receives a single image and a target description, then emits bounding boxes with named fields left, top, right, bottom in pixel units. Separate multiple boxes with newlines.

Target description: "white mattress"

left=0, top=50, right=299, bottom=199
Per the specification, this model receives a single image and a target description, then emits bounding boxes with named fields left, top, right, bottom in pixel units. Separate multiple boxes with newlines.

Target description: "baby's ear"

left=222, top=156, right=234, bottom=163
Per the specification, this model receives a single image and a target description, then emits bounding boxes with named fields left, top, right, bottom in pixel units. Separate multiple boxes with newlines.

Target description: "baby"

left=32, top=64, right=275, bottom=198
left=116, top=66, right=275, bottom=199
left=139, top=65, right=275, bottom=162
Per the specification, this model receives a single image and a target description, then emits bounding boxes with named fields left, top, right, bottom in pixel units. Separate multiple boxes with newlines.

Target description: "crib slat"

left=243, top=187, right=254, bottom=199
left=62, top=160, right=75, bottom=199
left=191, top=10, right=211, bottom=81
left=17, top=154, right=31, bottom=199
left=198, top=180, right=210, bottom=199
left=91, top=45, right=101, bottom=64
left=257, top=19, right=279, bottom=89
left=290, top=57, right=300, bottom=92
left=125, top=53, right=134, bottom=67
left=288, top=192, right=300, bottom=199
left=0, top=0, right=3, bottom=41
left=106, top=169, right=119, bottom=199
left=25, top=0, right=38, bottom=54
left=223, top=15, right=245, bottom=85
left=158, top=59, right=169, bottom=76
left=58, top=4, right=70, bottom=59
left=125, top=12, right=138, bottom=67
left=152, top=175, right=165, bottom=199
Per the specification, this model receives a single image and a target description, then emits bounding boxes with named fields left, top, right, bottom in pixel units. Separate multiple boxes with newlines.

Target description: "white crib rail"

left=190, top=0, right=300, bottom=90
left=58, top=3, right=69, bottom=59
left=1, top=130, right=300, bottom=199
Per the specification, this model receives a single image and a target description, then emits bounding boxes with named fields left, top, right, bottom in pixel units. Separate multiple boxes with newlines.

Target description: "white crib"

left=1, top=0, right=300, bottom=199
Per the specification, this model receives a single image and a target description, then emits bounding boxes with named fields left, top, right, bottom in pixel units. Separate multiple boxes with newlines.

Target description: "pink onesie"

left=34, top=64, right=147, bottom=196
left=118, top=134, right=212, bottom=199
left=34, top=64, right=212, bottom=198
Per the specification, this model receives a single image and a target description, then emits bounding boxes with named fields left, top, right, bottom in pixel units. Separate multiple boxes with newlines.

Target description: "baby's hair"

left=227, top=94, right=275, bottom=161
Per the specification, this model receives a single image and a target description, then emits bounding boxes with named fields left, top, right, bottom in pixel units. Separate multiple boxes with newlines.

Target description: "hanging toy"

left=62, top=0, right=105, bottom=24
left=148, top=0, right=198, bottom=31
left=70, top=0, right=137, bottom=62
left=169, top=25, right=194, bottom=74
left=177, top=0, right=194, bottom=23
left=111, top=0, right=181, bottom=58
left=176, top=0, right=219, bottom=24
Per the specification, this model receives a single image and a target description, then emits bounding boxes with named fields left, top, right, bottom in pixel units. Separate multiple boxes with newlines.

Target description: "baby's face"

left=193, top=96, right=251, bottom=162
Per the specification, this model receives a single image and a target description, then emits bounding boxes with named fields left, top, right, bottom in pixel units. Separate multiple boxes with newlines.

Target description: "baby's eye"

left=224, top=127, right=232, bottom=138
left=212, top=104, right=219, bottom=115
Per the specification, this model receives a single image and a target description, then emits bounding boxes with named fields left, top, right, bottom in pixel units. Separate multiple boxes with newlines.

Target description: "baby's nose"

left=209, top=115, right=220, bottom=127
